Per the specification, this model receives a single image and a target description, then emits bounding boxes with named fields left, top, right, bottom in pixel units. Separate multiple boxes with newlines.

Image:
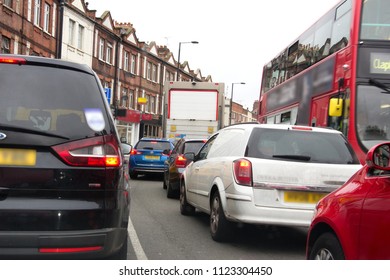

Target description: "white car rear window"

left=246, top=128, right=359, bottom=164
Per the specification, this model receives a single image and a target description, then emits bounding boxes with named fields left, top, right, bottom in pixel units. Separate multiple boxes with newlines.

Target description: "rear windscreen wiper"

left=272, top=154, right=311, bottom=161
left=369, top=79, right=390, bottom=93
left=0, top=123, right=69, bottom=140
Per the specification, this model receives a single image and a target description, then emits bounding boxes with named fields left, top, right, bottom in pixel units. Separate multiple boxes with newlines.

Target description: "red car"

left=306, top=142, right=390, bottom=260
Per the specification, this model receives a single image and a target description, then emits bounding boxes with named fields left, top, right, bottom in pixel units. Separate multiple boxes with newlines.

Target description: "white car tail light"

left=233, top=158, right=253, bottom=186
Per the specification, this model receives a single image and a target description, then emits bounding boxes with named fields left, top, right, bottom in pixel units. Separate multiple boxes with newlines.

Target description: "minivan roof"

left=0, top=54, right=94, bottom=74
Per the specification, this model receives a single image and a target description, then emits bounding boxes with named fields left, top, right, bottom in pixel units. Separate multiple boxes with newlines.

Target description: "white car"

left=180, top=123, right=362, bottom=242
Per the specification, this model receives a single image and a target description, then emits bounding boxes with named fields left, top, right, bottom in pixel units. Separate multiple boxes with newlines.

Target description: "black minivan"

left=0, top=54, right=130, bottom=259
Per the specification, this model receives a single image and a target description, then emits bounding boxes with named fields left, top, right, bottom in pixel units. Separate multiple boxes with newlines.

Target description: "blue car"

left=129, top=138, right=174, bottom=179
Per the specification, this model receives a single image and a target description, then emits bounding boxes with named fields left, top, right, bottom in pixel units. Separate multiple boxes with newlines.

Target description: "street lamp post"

left=177, top=41, right=199, bottom=81
left=229, top=82, right=246, bottom=125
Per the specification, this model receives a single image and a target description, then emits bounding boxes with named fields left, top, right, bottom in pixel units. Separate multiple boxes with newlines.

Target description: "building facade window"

left=146, top=62, right=152, bottom=80
left=43, top=3, right=50, bottom=32
left=149, top=95, right=155, bottom=113
left=166, top=70, right=174, bottom=81
left=129, top=89, right=134, bottom=109
left=34, top=0, right=41, bottom=26
left=68, top=19, right=75, bottom=46
left=99, top=38, right=104, bottom=60
left=152, top=64, right=158, bottom=82
left=124, top=51, right=129, bottom=71
left=78, top=24, right=84, bottom=50
left=131, top=54, right=136, bottom=74
left=121, top=88, right=128, bottom=107
left=145, top=62, right=158, bottom=82
left=144, top=125, right=159, bottom=138
left=1, top=36, right=11, bottom=54
left=4, top=0, right=12, bottom=7
left=106, top=43, right=112, bottom=64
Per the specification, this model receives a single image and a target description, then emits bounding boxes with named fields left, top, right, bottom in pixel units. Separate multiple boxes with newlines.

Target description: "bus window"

left=287, top=41, right=299, bottom=78
left=330, top=0, right=351, bottom=53
left=267, top=116, right=275, bottom=124
left=357, top=85, right=390, bottom=148
left=361, top=0, right=390, bottom=40
left=313, top=11, right=333, bottom=62
left=268, top=108, right=298, bottom=125
left=281, top=112, right=291, bottom=124
left=297, top=27, right=315, bottom=73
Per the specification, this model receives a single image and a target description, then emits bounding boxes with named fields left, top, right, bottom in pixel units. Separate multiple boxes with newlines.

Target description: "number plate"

left=144, top=155, right=160, bottom=160
left=284, top=191, right=327, bottom=204
left=0, top=148, right=37, bottom=166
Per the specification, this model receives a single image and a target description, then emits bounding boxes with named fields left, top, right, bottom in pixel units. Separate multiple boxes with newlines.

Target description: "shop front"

left=116, top=109, right=162, bottom=145
left=116, top=109, right=141, bottom=146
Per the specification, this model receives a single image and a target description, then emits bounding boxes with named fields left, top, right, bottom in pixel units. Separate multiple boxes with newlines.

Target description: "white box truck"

left=163, top=81, right=225, bottom=140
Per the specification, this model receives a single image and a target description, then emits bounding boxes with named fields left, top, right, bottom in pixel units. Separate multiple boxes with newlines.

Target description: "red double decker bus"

left=258, top=0, right=390, bottom=163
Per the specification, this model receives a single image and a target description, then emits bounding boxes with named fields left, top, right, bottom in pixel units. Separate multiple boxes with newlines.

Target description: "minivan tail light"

left=0, top=56, right=26, bottom=65
left=233, top=159, right=252, bottom=186
left=175, top=155, right=187, bottom=168
left=52, top=135, right=121, bottom=167
left=39, top=246, right=103, bottom=253
left=292, top=126, right=312, bottom=131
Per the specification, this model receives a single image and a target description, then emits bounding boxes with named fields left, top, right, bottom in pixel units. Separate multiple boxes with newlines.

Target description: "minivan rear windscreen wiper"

left=0, top=123, right=69, bottom=140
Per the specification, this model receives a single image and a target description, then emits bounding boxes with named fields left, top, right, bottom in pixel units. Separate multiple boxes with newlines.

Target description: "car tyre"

left=309, top=232, right=345, bottom=260
left=167, top=181, right=178, bottom=199
left=180, top=181, right=195, bottom=215
left=163, top=172, right=168, bottom=189
left=129, top=171, right=138, bottom=180
left=210, top=191, right=234, bottom=242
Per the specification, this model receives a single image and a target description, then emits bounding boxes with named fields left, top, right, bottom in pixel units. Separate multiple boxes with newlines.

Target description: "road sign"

left=104, top=88, right=111, bottom=104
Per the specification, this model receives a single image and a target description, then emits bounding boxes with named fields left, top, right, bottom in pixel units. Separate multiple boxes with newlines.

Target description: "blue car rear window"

left=136, top=140, right=171, bottom=150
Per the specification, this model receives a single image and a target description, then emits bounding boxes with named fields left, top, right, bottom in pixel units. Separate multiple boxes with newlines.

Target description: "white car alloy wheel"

left=210, top=192, right=233, bottom=242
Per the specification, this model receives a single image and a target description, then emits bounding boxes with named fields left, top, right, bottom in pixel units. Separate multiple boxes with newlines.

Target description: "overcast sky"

left=87, top=0, right=341, bottom=109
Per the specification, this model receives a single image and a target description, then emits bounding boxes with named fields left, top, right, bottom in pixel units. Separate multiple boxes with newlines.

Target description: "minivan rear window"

left=0, top=63, right=109, bottom=139
left=246, top=128, right=360, bottom=164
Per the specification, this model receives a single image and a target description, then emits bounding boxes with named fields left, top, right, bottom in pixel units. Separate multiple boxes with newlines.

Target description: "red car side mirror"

left=366, top=142, right=390, bottom=170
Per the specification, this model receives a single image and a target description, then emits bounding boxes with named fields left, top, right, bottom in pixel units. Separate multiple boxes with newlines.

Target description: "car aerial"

left=129, top=138, right=174, bottom=179
left=180, top=123, right=362, bottom=242
left=0, top=54, right=130, bottom=259
left=306, top=142, right=390, bottom=260
left=163, top=138, right=206, bottom=198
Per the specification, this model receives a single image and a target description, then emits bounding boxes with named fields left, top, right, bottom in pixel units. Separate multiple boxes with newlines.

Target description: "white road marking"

left=127, top=217, right=148, bottom=260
